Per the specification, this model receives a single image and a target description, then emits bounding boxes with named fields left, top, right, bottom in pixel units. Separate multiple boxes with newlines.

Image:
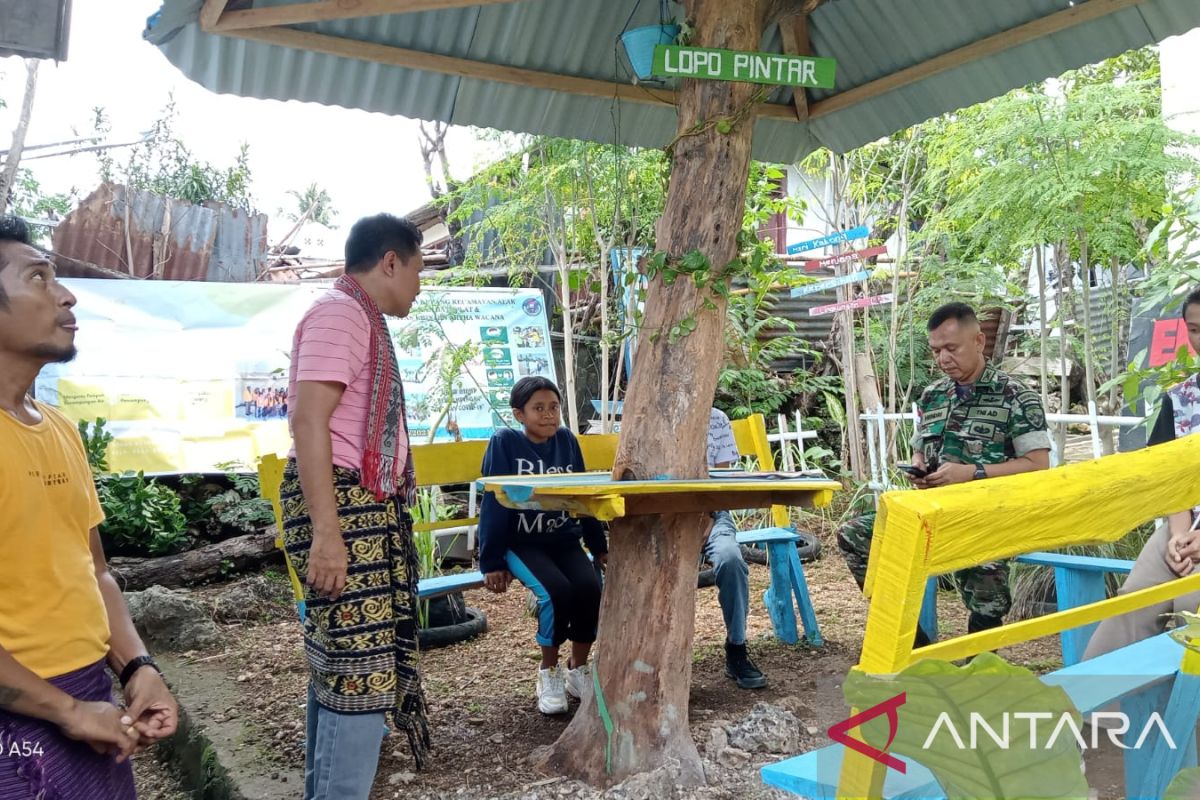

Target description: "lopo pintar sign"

left=652, top=45, right=836, bottom=88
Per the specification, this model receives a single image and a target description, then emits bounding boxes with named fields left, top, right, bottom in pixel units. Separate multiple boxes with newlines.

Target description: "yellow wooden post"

left=256, top=454, right=307, bottom=613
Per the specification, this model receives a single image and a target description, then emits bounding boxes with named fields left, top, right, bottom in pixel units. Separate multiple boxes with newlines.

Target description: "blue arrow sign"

left=790, top=269, right=871, bottom=298
left=786, top=225, right=869, bottom=256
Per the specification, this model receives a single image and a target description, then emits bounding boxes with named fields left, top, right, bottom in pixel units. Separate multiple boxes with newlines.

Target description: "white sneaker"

left=536, top=666, right=568, bottom=715
left=565, top=663, right=591, bottom=700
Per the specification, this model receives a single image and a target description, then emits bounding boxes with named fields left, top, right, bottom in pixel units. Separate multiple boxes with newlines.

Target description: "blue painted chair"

left=918, top=553, right=1135, bottom=665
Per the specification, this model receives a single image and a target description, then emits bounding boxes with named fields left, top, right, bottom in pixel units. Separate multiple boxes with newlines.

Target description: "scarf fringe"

left=362, top=451, right=398, bottom=502
left=392, top=694, right=433, bottom=771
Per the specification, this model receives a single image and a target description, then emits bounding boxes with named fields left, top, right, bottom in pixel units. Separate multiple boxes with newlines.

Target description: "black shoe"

left=967, top=613, right=1004, bottom=634
left=725, top=642, right=768, bottom=689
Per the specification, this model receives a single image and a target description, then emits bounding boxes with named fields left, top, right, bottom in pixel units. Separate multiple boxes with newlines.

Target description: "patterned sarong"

left=0, top=659, right=136, bottom=800
left=280, top=460, right=430, bottom=768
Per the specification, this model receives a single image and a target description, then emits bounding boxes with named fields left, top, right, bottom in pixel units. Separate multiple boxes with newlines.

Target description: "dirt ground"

left=128, top=504, right=1150, bottom=800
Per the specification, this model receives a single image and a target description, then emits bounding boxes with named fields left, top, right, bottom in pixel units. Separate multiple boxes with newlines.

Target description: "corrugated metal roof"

left=52, top=182, right=267, bottom=282
left=145, top=0, right=1200, bottom=164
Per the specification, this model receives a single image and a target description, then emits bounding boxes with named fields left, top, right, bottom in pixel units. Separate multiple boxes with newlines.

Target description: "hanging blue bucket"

left=621, top=24, right=680, bottom=81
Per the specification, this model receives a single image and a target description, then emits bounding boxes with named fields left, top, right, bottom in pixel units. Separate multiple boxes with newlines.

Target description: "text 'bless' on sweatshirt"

left=478, top=427, right=608, bottom=573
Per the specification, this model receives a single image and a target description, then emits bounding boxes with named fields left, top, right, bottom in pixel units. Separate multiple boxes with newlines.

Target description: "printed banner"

left=809, top=293, right=894, bottom=316
left=791, top=270, right=872, bottom=298
left=34, top=279, right=556, bottom=474
left=786, top=225, right=869, bottom=256
left=1119, top=294, right=1199, bottom=451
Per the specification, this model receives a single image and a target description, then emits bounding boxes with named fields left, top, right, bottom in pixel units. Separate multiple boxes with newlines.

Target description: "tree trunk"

left=1054, top=240, right=1070, bottom=461
left=828, top=154, right=865, bottom=480
left=541, top=0, right=799, bottom=786
left=558, top=255, right=580, bottom=433
left=1036, top=248, right=1051, bottom=443
left=1104, top=254, right=1122, bottom=452
left=0, top=60, right=39, bottom=212
left=1076, top=226, right=1098, bottom=410
left=107, top=531, right=280, bottom=591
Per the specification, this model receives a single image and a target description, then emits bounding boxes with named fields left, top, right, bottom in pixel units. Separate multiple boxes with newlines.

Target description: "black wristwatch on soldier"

left=973, top=464, right=987, bottom=481
left=119, top=655, right=162, bottom=688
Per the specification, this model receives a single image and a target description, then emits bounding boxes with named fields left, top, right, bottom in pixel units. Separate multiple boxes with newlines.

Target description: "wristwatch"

left=119, top=655, right=162, bottom=688
left=973, top=465, right=987, bottom=481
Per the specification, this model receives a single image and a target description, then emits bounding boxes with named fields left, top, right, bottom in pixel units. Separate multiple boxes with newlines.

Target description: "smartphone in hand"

left=898, top=463, right=928, bottom=479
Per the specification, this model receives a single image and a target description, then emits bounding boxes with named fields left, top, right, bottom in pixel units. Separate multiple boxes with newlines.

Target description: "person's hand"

left=58, top=700, right=140, bottom=762
left=123, top=667, right=179, bottom=746
left=923, top=462, right=976, bottom=488
left=308, top=527, right=348, bottom=599
left=596, top=553, right=608, bottom=570
left=484, top=570, right=512, bottom=593
left=1167, top=531, right=1200, bottom=577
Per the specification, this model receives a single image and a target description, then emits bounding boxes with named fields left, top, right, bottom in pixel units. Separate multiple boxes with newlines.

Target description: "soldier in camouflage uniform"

left=838, top=302, right=1052, bottom=638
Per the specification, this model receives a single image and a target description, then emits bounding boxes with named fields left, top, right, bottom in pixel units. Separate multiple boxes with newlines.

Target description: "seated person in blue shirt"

left=479, top=376, right=608, bottom=715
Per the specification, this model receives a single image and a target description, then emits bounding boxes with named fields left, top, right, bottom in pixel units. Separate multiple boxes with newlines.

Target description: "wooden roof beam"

left=199, top=0, right=233, bottom=31
left=808, top=0, right=1147, bottom=120
left=225, top=25, right=803, bottom=122
left=208, top=0, right=519, bottom=33
left=778, top=13, right=810, bottom=121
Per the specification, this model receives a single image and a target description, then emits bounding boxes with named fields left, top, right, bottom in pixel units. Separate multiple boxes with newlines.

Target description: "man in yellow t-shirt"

left=0, top=216, right=178, bottom=799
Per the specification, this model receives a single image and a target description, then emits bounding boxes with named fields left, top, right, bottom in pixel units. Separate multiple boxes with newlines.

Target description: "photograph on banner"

left=35, top=279, right=556, bottom=473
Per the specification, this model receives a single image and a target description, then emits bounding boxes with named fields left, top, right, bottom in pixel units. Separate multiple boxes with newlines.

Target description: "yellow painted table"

left=477, top=470, right=840, bottom=522
left=478, top=469, right=840, bottom=646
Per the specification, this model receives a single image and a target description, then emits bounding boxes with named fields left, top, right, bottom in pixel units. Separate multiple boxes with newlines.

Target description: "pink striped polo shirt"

left=287, top=290, right=376, bottom=472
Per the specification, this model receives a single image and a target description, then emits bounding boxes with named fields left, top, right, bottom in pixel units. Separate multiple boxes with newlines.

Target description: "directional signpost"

left=809, top=293, right=894, bottom=316
left=803, top=245, right=887, bottom=272
left=791, top=270, right=871, bottom=298
left=786, top=225, right=869, bottom=256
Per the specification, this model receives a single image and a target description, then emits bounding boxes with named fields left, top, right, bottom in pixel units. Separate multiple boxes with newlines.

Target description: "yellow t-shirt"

left=0, top=402, right=110, bottom=678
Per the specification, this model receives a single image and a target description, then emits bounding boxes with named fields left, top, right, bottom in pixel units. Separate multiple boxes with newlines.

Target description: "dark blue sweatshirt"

left=478, top=427, right=608, bottom=573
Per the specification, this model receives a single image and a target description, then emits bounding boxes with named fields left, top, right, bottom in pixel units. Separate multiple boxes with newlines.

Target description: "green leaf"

left=680, top=250, right=710, bottom=273
left=1164, top=766, right=1200, bottom=800
left=845, top=654, right=1088, bottom=800
left=716, top=120, right=732, bottom=135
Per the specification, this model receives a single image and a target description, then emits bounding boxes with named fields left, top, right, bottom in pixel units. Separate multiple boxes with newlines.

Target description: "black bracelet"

left=118, top=655, right=161, bottom=688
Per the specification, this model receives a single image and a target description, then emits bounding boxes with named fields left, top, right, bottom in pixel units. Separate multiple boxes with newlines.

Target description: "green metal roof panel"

left=145, top=0, right=1200, bottom=164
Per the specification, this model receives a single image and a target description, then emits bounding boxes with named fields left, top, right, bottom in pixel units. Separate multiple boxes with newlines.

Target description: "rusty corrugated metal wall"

left=52, top=182, right=267, bottom=282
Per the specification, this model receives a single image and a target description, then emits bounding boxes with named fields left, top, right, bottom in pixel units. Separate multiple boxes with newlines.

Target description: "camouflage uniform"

left=838, top=364, right=1051, bottom=633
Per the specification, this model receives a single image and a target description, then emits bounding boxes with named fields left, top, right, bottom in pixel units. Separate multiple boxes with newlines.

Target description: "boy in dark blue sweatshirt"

left=479, top=376, right=607, bottom=715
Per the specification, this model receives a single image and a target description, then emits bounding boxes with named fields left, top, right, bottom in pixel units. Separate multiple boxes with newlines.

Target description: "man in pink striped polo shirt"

left=282, top=213, right=428, bottom=800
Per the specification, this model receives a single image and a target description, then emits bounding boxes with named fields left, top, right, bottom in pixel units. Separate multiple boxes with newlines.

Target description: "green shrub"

left=78, top=418, right=189, bottom=556
left=97, top=471, right=189, bottom=556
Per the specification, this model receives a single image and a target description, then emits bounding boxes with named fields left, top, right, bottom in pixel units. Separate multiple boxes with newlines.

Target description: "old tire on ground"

left=417, top=607, right=487, bottom=649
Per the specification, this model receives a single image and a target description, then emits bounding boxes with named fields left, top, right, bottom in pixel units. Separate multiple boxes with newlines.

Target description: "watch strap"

left=119, top=655, right=161, bottom=688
